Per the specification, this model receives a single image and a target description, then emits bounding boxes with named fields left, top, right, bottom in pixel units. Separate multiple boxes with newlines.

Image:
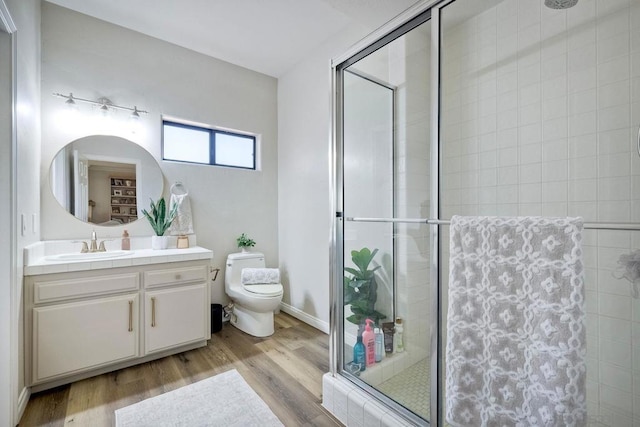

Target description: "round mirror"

left=49, top=135, right=163, bottom=226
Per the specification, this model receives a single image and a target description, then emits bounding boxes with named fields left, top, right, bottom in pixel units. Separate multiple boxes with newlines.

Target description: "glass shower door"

left=338, top=16, right=433, bottom=424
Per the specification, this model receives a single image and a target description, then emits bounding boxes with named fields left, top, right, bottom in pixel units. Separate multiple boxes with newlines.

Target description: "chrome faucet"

left=90, top=230, right=98, bottom=252
left=76, top=230, right=107, bottom=253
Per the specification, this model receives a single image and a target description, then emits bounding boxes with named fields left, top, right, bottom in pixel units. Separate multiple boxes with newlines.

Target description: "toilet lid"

left=243, top=284, right=282, bottom=296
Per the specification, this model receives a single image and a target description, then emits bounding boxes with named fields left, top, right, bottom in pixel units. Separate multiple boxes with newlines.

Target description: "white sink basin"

left=45, top=250, right=134, bottom=262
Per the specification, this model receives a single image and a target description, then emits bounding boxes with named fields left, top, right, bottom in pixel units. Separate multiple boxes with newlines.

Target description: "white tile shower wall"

left=393, top=24, right=431, bottom=366
left=440, top=0, right=640, bottom=424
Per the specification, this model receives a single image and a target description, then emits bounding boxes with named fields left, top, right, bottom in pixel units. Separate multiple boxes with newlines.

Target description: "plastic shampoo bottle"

left=353, top=328, right=366, bottom=371
left=374, top=327, right=384, bottom=362
left=363, top=319, right=376, bottom=367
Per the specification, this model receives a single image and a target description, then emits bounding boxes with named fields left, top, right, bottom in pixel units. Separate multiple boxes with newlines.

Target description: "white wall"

left=40, top=3, right=279, bottom=304
left=3, top=0, right=41, bottom=424
left=277, top=26, right=370, bottom=331
left=276, top=0, right=419, bottom=334
left=0, top=20, right=13, bottom=427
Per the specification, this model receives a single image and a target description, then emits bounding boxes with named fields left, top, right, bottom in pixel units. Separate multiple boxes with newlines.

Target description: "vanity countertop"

left=24, top=246, right=213, bottom=276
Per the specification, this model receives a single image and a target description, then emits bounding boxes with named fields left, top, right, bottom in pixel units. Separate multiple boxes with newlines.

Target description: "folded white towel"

left=445, top=216, right=586, bottom=426
left=241, top=268, right=280, bottom=285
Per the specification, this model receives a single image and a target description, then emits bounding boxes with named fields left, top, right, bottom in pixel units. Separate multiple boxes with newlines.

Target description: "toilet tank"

left=225, top=252, right=266, bottom=285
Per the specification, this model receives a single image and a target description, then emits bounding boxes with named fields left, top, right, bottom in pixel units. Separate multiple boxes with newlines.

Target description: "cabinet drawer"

left=144, top=264, right=208, bottom=289
left=34, top=273, right=140, bottom=304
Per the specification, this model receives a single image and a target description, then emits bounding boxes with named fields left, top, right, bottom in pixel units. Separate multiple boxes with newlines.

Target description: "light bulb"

left=129, top=107, right=141, bottom=134
left=129, top=107, right=140, bottom=121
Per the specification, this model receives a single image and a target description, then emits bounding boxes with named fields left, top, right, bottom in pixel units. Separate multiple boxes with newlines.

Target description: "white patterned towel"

left=168, top=193, right=194, bottom=235
left=445, top=216, right=586, bottom=427
left=241, top=268, right=280, bottom=285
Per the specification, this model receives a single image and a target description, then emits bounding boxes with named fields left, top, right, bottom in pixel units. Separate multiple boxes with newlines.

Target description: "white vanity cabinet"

left=144, top=264, right=209, bottom=354
left=33, top=293, right=140, bottom=382
left=25, top=257, right=211, bottom=391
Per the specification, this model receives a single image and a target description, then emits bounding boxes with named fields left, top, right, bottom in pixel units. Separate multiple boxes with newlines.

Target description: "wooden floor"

left=19, top=313, right=341, bottom=427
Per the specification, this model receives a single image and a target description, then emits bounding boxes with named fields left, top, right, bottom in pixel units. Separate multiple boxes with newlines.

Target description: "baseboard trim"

left=279, top=302, right=329, bottom=334
left=16, top=386, right=30, bottom=425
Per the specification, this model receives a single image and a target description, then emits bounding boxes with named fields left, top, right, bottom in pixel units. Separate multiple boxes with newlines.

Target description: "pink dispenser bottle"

left=363, top=318, right=376, bottom=367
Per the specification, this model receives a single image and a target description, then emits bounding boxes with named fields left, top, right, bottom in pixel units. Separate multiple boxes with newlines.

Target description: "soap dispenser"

left=121, top=230, right=130, bottom=250
left=363, top=318, right=376, bottom=367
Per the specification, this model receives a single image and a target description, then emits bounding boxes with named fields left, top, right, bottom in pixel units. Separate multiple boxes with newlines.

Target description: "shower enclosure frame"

left=330, top=0, right=640, bottom=425
left=330, top=0, right=443, bottom=425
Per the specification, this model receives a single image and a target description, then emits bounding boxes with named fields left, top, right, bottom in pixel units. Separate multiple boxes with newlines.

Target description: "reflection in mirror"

left=50, top=135, right=163, bottom=226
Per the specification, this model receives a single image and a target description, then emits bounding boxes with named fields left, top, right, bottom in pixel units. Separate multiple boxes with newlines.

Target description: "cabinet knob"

left=175, top=274, right=182, bottom=280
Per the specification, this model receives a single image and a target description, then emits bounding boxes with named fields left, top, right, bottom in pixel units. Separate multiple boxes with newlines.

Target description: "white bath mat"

left=115, top=369, right=283, bottom=426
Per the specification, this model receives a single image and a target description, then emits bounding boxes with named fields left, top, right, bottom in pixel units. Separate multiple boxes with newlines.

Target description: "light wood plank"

left=17, top=386, right=68, bottom=427
left=257, top=337, right=324, bottom=399
left=19, top=312, right=339, bottom=427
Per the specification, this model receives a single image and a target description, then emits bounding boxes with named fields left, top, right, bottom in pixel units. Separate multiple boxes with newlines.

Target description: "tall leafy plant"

left=344, top=247, right=386, bottom=325
left=142, top=198, right=178, bottom=236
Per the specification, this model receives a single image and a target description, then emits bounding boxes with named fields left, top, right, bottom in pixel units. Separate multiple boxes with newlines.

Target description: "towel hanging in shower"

left=445, top=216, right=586, bottom=427
left=167, top=182, right=194, bottom=235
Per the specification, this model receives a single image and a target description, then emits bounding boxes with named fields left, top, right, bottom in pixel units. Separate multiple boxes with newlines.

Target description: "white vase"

left=241, top=247, right=250, bottom=253
left=151, top=235, right=169, bottom=250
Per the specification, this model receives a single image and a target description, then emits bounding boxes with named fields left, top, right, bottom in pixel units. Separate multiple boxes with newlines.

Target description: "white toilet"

left=225, top=252, right=283, bottom=337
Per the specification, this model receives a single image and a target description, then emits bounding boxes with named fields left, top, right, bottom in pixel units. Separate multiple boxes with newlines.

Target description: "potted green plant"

left=344, top=247, right=386, bottom=325
left=142, top=197, right=178, bottom=250
left=236, top=233, right=256, bottom=253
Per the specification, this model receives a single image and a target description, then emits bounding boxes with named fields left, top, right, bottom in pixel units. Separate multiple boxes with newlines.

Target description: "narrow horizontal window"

left=162, top=120, right=256, bottom=170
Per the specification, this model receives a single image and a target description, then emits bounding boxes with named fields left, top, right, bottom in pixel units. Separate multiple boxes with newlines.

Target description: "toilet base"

left=230, top=304, right=275, bottom=337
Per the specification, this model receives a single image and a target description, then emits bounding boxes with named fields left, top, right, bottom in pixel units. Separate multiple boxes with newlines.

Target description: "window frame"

left=162, top=119, right=257, bottom=170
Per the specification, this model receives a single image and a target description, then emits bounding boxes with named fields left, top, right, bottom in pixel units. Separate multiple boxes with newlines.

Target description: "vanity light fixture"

left=99, top=98, right=111, bottom=116
left=64, top=93, right=79, bottom=111
left=53, top=92, right=148, bottom=120
left=130, top=106, right=141, bottom=121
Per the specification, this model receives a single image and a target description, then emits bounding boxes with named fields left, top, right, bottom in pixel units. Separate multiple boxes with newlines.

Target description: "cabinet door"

left=33, top=293, right=139, bottom=383
left=145, top=283, right=208, bottom=354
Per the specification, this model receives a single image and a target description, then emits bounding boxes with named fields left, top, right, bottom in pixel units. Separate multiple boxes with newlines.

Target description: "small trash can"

left=211, top=304, right=223, bottom=333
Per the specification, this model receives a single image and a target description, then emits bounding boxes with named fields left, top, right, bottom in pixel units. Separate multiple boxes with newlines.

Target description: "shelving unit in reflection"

left=110, top=177, right=137, bottom=223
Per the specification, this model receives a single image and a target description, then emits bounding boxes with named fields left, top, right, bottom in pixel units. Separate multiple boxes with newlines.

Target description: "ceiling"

left=45, top=0, right=419, bottom=78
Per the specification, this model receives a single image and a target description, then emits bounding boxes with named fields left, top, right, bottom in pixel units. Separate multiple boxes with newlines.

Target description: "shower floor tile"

left=377, top=358, right=430, bottom=420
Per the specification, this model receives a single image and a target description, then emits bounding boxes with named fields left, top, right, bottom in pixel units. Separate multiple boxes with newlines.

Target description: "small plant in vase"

left=236, top=233, right=256, bottom=253
left=142, top=198, right=178, bottom=250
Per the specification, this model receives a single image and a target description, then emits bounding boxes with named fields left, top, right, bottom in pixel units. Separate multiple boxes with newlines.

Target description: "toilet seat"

left=243, top=284, right=283, bottom=297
